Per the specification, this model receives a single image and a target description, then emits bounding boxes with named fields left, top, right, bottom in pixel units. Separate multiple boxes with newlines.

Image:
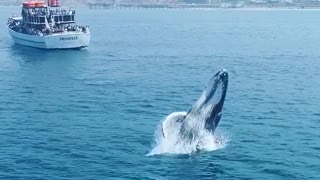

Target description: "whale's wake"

left=147, top=111, right=230, bottom=156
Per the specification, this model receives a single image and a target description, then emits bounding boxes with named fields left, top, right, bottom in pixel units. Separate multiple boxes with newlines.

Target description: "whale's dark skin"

left=162, top=69, right=228, bottom=143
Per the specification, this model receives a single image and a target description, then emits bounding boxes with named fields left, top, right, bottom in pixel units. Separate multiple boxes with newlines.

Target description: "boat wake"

left=147, top=111, right=230, bottom=156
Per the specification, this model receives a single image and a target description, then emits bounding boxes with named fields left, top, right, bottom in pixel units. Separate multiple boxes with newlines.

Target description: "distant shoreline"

left=2, top=4, right=320, bottom=10
left=86, top=2, right=320, bottom=10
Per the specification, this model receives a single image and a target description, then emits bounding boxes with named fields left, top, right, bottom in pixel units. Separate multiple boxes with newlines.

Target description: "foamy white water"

left=148, top=112, right=230, bottom=155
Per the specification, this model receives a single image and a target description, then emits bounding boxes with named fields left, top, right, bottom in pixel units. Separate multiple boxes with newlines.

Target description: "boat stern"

left=45, top=32, right=91, bottom=49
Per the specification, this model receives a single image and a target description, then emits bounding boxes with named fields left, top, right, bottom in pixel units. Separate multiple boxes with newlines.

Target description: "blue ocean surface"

left=0, top=7, right=319, bottom=179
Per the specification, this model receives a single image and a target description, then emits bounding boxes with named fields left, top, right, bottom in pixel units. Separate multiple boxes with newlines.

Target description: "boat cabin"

left=21, top=1, right=75, bottom=25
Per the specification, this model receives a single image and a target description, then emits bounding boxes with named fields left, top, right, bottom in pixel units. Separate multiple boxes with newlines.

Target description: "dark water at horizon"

left=0, top=7, right=320, bottom=179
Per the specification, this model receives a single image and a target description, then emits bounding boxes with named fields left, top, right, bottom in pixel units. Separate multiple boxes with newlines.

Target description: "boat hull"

left=8, top=28, right=90, bottom=49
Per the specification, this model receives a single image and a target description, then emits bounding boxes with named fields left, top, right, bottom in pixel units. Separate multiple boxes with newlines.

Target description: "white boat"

left=7, top=0, right=90, bottom=49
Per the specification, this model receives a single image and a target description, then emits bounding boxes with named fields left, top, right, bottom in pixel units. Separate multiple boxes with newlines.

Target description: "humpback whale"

left=161, top=69, right=228, bottom=146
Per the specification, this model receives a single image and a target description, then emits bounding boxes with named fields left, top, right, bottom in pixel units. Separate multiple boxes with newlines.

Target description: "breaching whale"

left=161, top=69, right=228, bottom=146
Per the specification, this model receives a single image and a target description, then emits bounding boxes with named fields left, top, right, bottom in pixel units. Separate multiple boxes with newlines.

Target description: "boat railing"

left=63, top=25, right=90, bottom=33
left=22, top=8, right=75, bottom=17
left=8, top=20, right=90, bottom=36
left=49, top=9, right=75, bottom=16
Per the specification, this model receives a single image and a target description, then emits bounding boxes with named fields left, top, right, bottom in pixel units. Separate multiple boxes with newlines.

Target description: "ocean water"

left=0, top=7, right=320, bottom=179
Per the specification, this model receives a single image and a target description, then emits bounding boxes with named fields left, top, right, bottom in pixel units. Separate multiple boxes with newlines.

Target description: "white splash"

left=147, top=111, right=230, bottom=156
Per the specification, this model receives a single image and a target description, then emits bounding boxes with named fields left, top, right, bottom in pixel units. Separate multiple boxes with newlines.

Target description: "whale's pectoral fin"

left=161, top=115, right=185, bottom=138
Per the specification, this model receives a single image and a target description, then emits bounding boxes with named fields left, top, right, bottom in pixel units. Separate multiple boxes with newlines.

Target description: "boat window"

left=64, top=15, right=71, bottom=22
left=40, top=17, right=45, bottom=23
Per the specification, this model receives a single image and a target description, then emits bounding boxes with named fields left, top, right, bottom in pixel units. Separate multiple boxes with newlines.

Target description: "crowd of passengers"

left=8, top=18, right=89, bottom=36
left=8, top=20, right=45, bottom=36
left=51, top=25, right=89, bottom=34
left=22, top=8, right=75, bottom=17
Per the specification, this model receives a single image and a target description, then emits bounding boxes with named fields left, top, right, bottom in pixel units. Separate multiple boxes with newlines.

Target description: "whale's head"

left=202, top=69, right=228, bottom=131
left=187, top=69, right=228, bottom=133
